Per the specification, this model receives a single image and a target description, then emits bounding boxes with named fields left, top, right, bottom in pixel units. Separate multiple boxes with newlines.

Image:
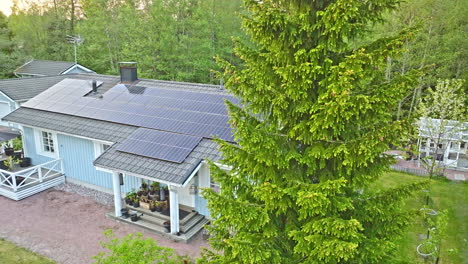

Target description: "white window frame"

left=93, top=141, right=111, bottom=158
left=93, top=141, right=113, bottom=173
left=34, top=129, right=58, bottom=158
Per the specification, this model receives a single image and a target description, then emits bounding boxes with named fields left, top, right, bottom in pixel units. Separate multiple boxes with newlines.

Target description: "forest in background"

left=0, top=0, right=466, bottom=102
left=1, top=0, right=246, bottom=83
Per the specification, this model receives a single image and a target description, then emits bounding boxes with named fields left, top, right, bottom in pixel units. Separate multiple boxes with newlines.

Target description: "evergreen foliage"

left=200, top=1, right=429, bottom=263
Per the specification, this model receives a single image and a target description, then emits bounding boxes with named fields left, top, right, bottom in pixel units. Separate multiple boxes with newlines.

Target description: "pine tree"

left=200, top=1, right=428, bottom=263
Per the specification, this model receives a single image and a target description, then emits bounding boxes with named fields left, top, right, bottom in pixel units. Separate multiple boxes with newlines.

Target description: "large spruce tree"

left=201, top=0, right=428, bottom=263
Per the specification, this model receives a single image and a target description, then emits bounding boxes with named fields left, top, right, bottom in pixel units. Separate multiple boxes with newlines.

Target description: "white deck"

left=0, top=159, right=65, bottom=200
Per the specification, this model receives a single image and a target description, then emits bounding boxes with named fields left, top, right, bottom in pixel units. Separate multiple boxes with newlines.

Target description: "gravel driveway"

left=0, top=188, right=208, bottom=264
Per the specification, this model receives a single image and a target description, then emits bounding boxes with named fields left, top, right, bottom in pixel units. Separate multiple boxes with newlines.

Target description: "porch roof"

left=94, top=139, right=221, bottom=184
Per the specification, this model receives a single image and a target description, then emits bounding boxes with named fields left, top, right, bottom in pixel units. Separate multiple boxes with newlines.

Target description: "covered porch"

left=0, top=158, right=65, bottom=200
left=107, top=169, right=209, bottom=242
left=93, top=138, right=221, bottom=242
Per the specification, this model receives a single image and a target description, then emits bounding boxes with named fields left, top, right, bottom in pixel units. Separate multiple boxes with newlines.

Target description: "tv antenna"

left=66, top=35, right=84, bottom=64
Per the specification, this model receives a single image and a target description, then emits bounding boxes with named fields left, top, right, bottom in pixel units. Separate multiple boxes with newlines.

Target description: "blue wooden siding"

left=122, top=174, right=142, bottom=194
left=195, top=176, right=211, bottom=217
left=23, top=126, right=140, bottom=192
left=56, top=133, right=141, bottom=192
left=0, top=92, right=16, bottom=126
left=23, top=127, right=55, bottom=165
left=57, top=133, right=114, bottom=190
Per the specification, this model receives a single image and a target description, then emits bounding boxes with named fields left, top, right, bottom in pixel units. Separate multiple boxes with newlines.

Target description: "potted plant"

left=140, top=182, right=149, bottom=196
left=151, top=181, right=160, bottom=191
left=132, top=197, right=140, bottom=208
left=156, top=201, right=164, bottom=212
left=125, top=190, right=136, bottom=205
left=149, top=201, right=157, bottom=212
left=3, top=143, right=15, bottom=156
left=19, top=157, right=31, bottom=167
left=163, top=221, right=170, bottom=233
left=3, top=156, right=19, bottom=171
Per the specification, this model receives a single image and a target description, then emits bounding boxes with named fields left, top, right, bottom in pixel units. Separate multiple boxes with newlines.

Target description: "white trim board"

left=62, top=64, right=95, bottom=74
left=12, top=124, right=114, bottom=145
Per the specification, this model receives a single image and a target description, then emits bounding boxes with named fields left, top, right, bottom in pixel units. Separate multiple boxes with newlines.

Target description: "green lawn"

left=376, top=172, right=468, bottom=264
left=0, top=239, right=54, bottom=264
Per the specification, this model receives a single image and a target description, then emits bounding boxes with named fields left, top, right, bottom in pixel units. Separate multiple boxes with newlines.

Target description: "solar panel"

left=24, top=78, right=236, bottom=142
left=116, top=128, right=202, bottom=163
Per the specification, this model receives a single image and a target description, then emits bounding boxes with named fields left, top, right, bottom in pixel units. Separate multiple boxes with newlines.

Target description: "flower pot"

left=121, top=208, right=129, bottom=219
left=140, top=201, right=150, bottom=210
left=133, top=201, right=140, bottom=208
left=130, top=213, right=142, bottom=222
left=4, top=148, right=14, bottom=156
left=163, top=221, right=170, bottom=233
left=20, top=157, right=31, bottom=168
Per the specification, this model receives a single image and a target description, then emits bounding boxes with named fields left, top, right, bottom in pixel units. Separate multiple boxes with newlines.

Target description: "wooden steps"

left=109, top=206, right=210, bottom=243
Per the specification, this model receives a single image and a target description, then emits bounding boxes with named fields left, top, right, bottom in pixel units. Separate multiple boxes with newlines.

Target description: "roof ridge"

left=0, top=75, right=67, bottom=82
left=28, top=59, right=76, bottom=64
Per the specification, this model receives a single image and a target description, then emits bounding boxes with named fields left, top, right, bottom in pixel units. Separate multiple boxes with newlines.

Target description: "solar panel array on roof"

left=22, top=78, right=235, bottom=142
left=116, top=128, right=202, bottom=163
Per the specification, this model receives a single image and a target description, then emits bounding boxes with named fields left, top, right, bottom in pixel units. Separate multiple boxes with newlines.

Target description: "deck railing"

left=0, top=159, right=63, bottom=192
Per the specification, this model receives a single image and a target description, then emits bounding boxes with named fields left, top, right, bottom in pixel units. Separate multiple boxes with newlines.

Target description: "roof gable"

left=14, top=60, right=93, bottom=76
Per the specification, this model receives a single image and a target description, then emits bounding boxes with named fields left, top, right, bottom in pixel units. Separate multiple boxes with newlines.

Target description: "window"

left=41, top=131, right=55, bottom=153
left=94, top=141, right=111, bottom=158
left=94, top=141, right=113, bottom=173
left=35, top=129, right=57, bottom=158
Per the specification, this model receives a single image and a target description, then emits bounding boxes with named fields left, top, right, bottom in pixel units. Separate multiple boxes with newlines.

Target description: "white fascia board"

left=93, top=165, right=184, bottom=187
left=13, top=59, right=33, bottom=76
left=8, top=123, right=114, bottom=145
left=62, top=64, right=95, bottom=74
left=0, top=90, right=15, bottom=104
left=181, top=161, right=203, bottom=188
left=213, top=161, right=232, bottom=171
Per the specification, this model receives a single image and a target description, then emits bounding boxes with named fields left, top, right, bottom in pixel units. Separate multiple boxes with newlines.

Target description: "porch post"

left=169, top=185, right=180, bottom=234
left=112, top=172, right=122, bottom=217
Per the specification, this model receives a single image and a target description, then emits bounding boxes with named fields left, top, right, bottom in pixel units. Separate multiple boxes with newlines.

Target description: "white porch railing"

left=0, top=159, right=64, bottom=192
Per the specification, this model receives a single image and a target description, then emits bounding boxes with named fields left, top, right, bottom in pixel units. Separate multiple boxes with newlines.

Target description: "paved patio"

left=0, top=188, right=208, bottom=264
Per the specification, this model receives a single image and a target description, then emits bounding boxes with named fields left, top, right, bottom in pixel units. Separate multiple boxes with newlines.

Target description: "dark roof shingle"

left=15, top=60, right=77, bottom=76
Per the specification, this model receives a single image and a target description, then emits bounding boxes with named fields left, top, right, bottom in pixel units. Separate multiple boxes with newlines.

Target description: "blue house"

left=2, top=63, right=232, bottom=241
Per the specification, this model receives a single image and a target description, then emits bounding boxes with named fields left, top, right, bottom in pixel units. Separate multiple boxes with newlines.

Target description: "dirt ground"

left=0, top=189, right=208, bottom=264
